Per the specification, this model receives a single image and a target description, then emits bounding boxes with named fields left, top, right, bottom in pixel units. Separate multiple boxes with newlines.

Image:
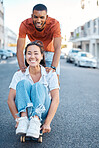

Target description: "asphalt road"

left=0, top=57, right=99, bottom=148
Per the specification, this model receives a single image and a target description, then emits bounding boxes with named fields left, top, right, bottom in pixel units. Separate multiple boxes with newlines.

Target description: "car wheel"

left=2, top=55, right=7, bottom=60
left=66, top=58, right=69, bottom=63
left=77, top=61, right=80, bottom=67
left=74, top=62, right=77, bottom=66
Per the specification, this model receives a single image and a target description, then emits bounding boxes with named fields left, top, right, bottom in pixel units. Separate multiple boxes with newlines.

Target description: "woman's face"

left=26, top=45, right=43, bottom=67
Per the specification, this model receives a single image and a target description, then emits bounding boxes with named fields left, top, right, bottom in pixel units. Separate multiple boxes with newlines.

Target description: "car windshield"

left=81, top=53, right=87, bottom=57
left=81, top=53, right=93, bottom=58
left=72, top=50, right=80, bottom=53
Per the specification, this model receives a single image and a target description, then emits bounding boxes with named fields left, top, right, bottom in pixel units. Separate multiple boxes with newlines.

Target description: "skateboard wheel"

left=38, top=136, right=42, bottom=143
left=23, top=136, right=25, bottom=142
left=20, top=136, right=25, bottom=143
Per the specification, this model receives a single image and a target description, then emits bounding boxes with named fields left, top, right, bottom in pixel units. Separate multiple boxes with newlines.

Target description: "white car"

left=0, top=49, right=13, bottom=59
left=0, top=49, right=9, bottom=59
left=66, top=48, right=81, bottom=63
left=60, top=52, right=66, bottom=59
left=74, top=52, right=97, bottom=68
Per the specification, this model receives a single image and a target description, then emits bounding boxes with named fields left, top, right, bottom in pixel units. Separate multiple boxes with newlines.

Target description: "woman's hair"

left=25, top=40, right=46, bottom=67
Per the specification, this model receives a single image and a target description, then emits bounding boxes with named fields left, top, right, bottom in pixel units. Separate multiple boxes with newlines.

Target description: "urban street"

left=0, top=57, right=99, bottom=148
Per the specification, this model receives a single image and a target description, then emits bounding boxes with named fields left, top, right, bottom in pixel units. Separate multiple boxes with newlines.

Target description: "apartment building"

left=0, top=0, right=4, bottom=48
left=70, top=17, right=99, bottom=65
left=4, top=27, right=17, bottom=51
left=0, top=1, right=17, bottom=51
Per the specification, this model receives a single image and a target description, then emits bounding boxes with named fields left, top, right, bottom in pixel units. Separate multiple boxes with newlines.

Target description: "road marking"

left=0, top=59, right=17, bottom=64
left=0, top=60, right=7, bottom=64
left=9, top=59, right=17, bottom=64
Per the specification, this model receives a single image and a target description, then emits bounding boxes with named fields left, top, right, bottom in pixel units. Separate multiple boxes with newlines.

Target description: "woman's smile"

left=26, top=45, right=42, bottom=67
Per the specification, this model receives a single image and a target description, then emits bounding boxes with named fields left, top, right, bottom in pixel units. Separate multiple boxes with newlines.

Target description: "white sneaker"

left=16, top=116, right=29, bottom=135
left=26, top=117, right=41, bottom=138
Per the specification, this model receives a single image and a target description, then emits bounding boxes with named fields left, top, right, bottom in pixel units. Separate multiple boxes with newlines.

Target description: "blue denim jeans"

left=44, top=51, right=60, bottom=75
left=15, top=80, right=51, bottom=123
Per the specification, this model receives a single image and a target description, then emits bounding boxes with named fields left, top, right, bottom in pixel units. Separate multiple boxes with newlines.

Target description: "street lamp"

left=81, top=0, right=85, bottom=9
left=97, top=0, right=99, bottom=6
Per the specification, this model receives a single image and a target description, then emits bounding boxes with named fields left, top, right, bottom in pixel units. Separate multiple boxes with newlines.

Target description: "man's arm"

left=52, top=37, right=61, bottom=68
left=17, top=38, right=26, bottom=72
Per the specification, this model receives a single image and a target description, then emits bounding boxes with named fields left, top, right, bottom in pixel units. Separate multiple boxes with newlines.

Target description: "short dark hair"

left=33, top=4, right=47, bottom=13
left=25, top=40, right=46, bottom=67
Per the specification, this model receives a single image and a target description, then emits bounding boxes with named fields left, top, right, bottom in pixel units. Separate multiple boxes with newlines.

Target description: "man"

left=17, top=4, right=61, bottom=83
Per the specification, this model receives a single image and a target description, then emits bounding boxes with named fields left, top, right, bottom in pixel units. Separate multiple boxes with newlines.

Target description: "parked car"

left=0, top=54, right=1, bottom=59
left=74, top=52, right=97, bottom=68
left=7, top=49, right=16, bottom=56
left=60, top=52, right=66, bottom=59
left=0, top=49, right=9, bottom=59
left=61, top=48, right=70, bottom=58
left=66, top=48, right=81, bottom=63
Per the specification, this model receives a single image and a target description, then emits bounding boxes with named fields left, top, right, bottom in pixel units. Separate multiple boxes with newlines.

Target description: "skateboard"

left=20, top=131, right=43, bottom=143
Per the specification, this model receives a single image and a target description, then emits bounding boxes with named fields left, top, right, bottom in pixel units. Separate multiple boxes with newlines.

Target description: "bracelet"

left=51, top=66, right=56, bottom=71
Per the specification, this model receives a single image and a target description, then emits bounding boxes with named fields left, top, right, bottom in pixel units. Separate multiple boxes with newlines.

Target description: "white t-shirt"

left=9, top=65, right=59, bottom=93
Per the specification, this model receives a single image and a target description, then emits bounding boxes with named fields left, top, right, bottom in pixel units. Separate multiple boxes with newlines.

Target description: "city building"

left=70, top=17, right=99, bottom=67
left=0, top=1, right=17, bottom=52
left=69, top=0, right=99, bottom=67
left=0, top=0, right=4, bottom=48
left=4, top=27, right=17, bottom=52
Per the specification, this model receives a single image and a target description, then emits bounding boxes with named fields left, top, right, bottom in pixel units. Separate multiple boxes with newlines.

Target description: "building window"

left=87, top=21, right=90, bottom=28
left=86, top=44, right=89, bottom=52
left=92, top=44, right=95, bottom=56
left=98, top=20, right=99, bottom=35
left=93, top=19, right=96, bottom=33
left=0, top=25, right=4, bottom=33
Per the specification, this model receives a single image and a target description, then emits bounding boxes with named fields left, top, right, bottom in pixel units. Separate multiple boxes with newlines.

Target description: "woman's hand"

left=41, top=124, right=51, bottom=133
left=15, top=121, right=19, bottom=128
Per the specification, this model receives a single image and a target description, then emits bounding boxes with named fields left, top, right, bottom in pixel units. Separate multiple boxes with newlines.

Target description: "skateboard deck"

left=20, top=132, right=43, bottom=143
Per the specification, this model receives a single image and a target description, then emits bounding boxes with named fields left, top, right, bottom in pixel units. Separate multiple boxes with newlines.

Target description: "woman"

left=7, top=40, right=59, bottom=138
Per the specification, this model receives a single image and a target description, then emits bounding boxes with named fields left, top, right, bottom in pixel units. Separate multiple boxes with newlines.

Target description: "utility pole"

left=97, top=0, right=99, bottom=6
left=81, top=0, right=85, bottom=9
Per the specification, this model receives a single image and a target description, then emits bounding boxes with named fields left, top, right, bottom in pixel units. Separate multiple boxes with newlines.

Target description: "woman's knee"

left=16, top=80, right=31, bottom=90
left=32, top=82, right=45, bottom=91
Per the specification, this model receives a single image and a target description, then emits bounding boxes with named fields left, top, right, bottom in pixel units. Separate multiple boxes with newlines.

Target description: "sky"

left=3, top=0, right=99, bottom=41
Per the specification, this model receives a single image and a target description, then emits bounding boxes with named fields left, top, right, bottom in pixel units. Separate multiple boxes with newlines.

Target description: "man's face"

left=32, top=10, right=48, bottom=30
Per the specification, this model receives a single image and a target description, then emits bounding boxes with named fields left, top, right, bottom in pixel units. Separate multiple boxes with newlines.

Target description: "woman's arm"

left=7, top=88, right=18, bottom=120
left=42, top=88, right=59, bottom=133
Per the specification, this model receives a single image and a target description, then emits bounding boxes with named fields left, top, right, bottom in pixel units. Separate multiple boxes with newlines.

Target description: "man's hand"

left=17, top=38, right=26, bottom=72
left=20, top=66, right=27, bottom=72
left=45, top=67, right=56, bottom=73
left=41, top=124, right=51, bottom=133
left=17, top=66, right=27, bottom=72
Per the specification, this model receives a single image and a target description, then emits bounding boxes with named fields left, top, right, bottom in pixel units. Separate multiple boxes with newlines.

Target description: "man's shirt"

left=18, top=17, right=61, bottom=52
